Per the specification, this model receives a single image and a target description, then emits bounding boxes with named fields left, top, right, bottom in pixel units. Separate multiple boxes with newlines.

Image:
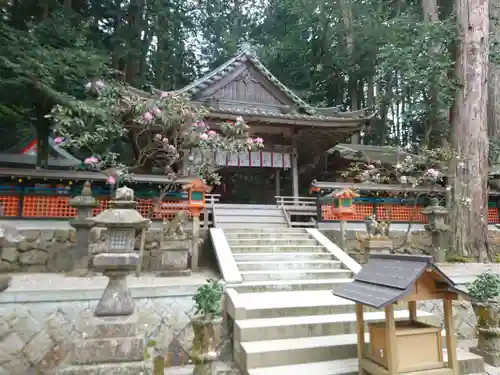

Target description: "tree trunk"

left=488, top=1, right=500, bottom=137
left=451, top=0, right=490, bottom=261
left=338, top=0, right=359, bottom=144
left=422, top=0, right=448, bottom=147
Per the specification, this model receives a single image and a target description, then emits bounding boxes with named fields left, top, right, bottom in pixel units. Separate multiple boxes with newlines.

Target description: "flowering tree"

left=49, top=80, right=264, bottom=188
left=341, top=147, right=453, bottom=188
left=341, top=147, right=454, bottom=254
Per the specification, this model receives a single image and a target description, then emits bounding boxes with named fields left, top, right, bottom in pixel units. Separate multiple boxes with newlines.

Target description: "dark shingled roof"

left=333, top=254, right=469, bottom=309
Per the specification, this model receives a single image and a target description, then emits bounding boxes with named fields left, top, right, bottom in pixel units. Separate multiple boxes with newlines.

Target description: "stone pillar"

left=68, top=181, right=100, bottom=276
left=421, top=197, right=450, bottom=262
left=58, top=186, right=151, bottom=375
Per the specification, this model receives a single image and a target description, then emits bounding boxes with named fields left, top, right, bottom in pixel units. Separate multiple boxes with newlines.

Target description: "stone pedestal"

left=58, top=314, right=151, bottom=375
left=471, top=301, right=500, bottom=367
left=191, top=317, right=222, bottom=375
left=362, top=238, right=393, bottom=263
left=157, top=240, right=192, bottom=277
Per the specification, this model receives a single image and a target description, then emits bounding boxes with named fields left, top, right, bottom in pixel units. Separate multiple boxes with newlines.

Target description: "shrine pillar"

left=292, top=137, right=299, bottom=198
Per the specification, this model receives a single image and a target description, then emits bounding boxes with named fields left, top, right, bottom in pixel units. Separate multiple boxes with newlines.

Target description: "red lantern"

left=329, top=188, right=359, bottom=219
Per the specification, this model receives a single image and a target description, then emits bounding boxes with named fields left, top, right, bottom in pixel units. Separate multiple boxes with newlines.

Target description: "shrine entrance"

left=214, top=167, right=290, bottom=204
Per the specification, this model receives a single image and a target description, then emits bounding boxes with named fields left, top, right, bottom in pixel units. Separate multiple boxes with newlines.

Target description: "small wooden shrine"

left=333, top=254, right=473, bottom=375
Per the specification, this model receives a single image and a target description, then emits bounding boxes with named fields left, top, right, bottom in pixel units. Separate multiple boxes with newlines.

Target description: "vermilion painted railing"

left=0, top=193, right=221, bottom=224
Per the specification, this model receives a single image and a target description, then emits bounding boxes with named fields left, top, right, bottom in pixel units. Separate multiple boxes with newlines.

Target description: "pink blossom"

left=106, top=176, right=116, bottom=185
left=208, top=130, right=216, bottom=136
left=200, top=133, right=209, bottom=141
left=143, top=112, right=154, bottom=122
left=254, top=137, right=264, bottom=144
left=84, top=156, right=98, bottom=165
left=236, top=116, right=244, bottom=122
left=53, top=137, right=64, bottom=144
left=155, top=133, right=162, bottom=141
left=425, top=168, right=442, bottom=179
left=153, top=108, right=162, bottom=116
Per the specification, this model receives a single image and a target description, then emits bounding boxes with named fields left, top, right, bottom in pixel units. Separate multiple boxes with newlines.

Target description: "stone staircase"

left=215, top=227, right=485, bottom=375
left=214, top=204, right=289, bottom=229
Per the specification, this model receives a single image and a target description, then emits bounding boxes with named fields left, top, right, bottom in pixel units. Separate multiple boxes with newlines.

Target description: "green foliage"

left=467, top=272, right=500, bottom=301
left=192, top=279, right=225, bottom=318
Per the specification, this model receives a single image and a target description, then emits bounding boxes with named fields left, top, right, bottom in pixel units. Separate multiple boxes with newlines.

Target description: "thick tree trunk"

left=451, top=0, right=490, bottom=261
left=488, top=1, right=500, bottom=137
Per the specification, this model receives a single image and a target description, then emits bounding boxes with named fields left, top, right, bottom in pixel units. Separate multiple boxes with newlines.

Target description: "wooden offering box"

left=333, top=254, right=475, bottom=375
left=368, top=320, right=443, bottom=372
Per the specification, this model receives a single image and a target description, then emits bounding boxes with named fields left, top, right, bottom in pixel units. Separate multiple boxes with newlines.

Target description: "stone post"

left=421, top=197, right=450, bottom=262
left=58, top=186, right=151, bottom=375
left=191, top=213, right=200, bottom=271
left=68, top=181, right=100, bottom=276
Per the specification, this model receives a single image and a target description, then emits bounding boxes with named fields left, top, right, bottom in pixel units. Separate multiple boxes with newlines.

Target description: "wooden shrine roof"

left=333, top=254, right=470, bottom=309
left=132, top=50, right=375, bottom=129
left=327, top=144, right=416, bottom=165
left=0, top=167, right=198, bottom=185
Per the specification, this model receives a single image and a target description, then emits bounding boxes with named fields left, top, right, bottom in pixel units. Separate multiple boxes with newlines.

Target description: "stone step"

left=235, top=309, right=436, bottom=342
left=227, top=279, right=352, bottom=293
left=233, top=252, right=335, bottom=262
left=236, top=260, right=342, bottom=271
left=239, top=269, right=352, bottom=282
left=217, top=223, right=289, bottom=229
left=222, top=228, right=307, bottom=234
left=231, top=291, right=407, bottom=319
left=228, top=238, right=318, bottom=246
left=246, top=348, right=484, bottom=375
left=224, top=232, right=310, bottom=239
left=237, top=333, right=360, bottom=369
left=230, top=245, right=326, bottom=253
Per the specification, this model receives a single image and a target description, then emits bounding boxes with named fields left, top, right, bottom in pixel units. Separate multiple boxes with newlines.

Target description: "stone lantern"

left=421, top=197, right=450, bottom=262
left=91, top=186, right=149, bottom=316
left=68, top=181, right=99, bottom=276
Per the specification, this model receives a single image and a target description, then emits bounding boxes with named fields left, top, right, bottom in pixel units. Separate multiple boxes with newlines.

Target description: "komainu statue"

left=161, top=210, right=189, bottom=243
left=365, top=215, right=390, bottom=238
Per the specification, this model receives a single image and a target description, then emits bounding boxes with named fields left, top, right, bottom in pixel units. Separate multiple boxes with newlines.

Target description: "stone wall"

left=418, top=299, right=477, bottom=340
left=321, top=228, right=500, bottom=261
left=0, top=226, right=209, bottom=273
left=0, top=286, right=198, bottom=374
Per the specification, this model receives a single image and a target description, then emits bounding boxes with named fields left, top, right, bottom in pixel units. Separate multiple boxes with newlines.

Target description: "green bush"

left=467, top=272, right=500, bottom=301
left=192, top=279, right=225, bottom=318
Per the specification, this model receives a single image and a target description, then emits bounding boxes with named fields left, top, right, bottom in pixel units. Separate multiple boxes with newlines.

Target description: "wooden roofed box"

left=332, top=254, right=474, bottom=375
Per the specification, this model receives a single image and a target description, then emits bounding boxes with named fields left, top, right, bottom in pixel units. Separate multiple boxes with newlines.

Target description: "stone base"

left=160, top=247, right=190, bottom=270
left=362, top=239, right=393, bottom=262
left=157, top=269, right=192, bottom=277
left=58, top=361, right=152, bottom=375
left=63, top=314, right=148, bottom=372
left=471, top=346, right=500, bottom=367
